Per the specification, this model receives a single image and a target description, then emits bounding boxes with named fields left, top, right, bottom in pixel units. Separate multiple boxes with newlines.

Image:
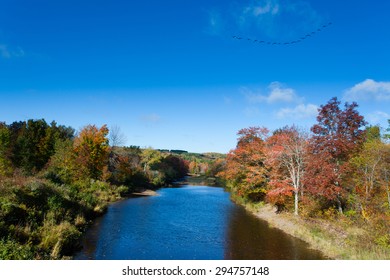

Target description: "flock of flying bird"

left=232, top=22, right=332, bottom=45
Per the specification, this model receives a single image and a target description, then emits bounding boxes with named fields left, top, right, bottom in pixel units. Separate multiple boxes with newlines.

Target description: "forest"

left=219, top=97, right=390, bottom=258
left=0, top=97, right=389, bottom=260
left=0, top=121, right=192, bottom=259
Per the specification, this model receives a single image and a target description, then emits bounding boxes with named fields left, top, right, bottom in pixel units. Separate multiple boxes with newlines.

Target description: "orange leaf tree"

left=220, top=127, right=269, bottom=201
left=73, top=125, right=110, bottom=180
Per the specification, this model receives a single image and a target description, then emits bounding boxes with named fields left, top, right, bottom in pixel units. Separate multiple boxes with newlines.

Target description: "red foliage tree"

left=305, top=97, right=367, bottom=213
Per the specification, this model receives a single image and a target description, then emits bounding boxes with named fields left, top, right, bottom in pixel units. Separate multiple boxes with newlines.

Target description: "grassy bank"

left=0, top=176, right=126, bottom=260
left=240, top=200, right=390, bottom=260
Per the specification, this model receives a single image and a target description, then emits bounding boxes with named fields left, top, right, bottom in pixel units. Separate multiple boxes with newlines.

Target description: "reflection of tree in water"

left=75, top=186, right=326, bottom=260
left=224, top=207, right=325, bottom=260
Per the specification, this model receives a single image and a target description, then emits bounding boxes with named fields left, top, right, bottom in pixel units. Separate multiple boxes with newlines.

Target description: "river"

left=74, top=185, right=325, bottom=260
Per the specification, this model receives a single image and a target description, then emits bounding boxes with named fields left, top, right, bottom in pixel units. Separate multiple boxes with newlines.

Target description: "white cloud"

left=140, top=113, right=161, bottom=123
left=242, top=81, right=318, bottom=120
left=207, top=0, right=322, bottom=40
left=0, top=44, right=25, bottom=59
left=244, top=81, right=301, bottom=104
left=0, top=44, right=11, bottom=58
left=277, top=104, right=318, bottom=119
left=244, top=0, right=280, bottom=17
left=206, top=10, right=225, bottom=36
left=344, top=79, right=390, bottom=101
left=367, top=111, right=390, bottom=124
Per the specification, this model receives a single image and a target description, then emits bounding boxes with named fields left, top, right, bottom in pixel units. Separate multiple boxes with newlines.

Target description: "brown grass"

left=244, top=203, right=390, bottom=260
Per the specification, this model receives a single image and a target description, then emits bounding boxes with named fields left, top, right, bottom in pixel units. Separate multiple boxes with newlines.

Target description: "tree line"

left=0, top=120, right=188, bottom=259
left=219, top=97, right=390, bottom=250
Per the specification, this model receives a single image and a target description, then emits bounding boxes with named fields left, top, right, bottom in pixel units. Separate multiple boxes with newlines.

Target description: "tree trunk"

left=385, top=170, right=390, bottom=210
left=294, top=190, right=299, bottom=216
left=336, top=197, right=343, bottom=214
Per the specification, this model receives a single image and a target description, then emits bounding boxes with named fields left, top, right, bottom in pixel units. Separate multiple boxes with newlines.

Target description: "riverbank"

left=242, top=202, right=390, bottom=260
left=131, top=189, right=159, bottom=196
left=179, top=175, right=219, bottom=186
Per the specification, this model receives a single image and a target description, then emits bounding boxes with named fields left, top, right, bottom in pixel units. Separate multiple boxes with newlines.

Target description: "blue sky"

left=1, top=0, right=389, bottom=153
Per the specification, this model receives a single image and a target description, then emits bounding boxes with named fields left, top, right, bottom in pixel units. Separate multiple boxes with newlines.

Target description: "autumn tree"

left=266, top=126, right=308, bottom=215
left=0, top=123, right=12, bottom=176
left=207, top=158, right=226, bottom=178
left=73, top=125, right=110, bottom=180
left=141, top=148, right=163, bottom=172
left=220, top=127, right=269, bottom=201
left=156, top=155, right=189, bottom=183
left=306, top=97, right=367, bottom=214
left=109, top=125, right=127, bottom=148
left=108, top=146, right=148, bottom=190
left=383, top=145, right=390, bottom=209
left=351, top=135, right=390, bottom=216
left=351, top=127, right=384, bottom=200
left=385, top=119, right=390, bottom=142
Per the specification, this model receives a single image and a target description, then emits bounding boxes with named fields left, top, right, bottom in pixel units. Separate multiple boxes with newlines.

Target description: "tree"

left=207, top=158, right=226, bottom=178
left=266, top=126, right=308, bottom=215
left=384, top=119, right=390, bottom=142
left=0, top=123, right=13, bottom=176
left=73, top=125, right=110, bottom=180
left=5, top=119, right=74, bottom=174
left=46, top=139, right=77, bottom=184
left=109, top=125, right=127, bottom=148
left=306, top=97, right=367, bottom=214
left=220, top=127, right=269, bottom=200
left=383, top=146, right=390, bottom=209
left=141, top=148, right=163, bottom=172
left=156, top=155, right=189, bottom=183
left=351, top=136, right=385, bottom=202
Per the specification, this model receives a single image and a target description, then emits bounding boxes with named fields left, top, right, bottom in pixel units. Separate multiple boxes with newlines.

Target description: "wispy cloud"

left=207, top=0, right=324, bottom=40
left=140, top=113, right=161, bottom=124
left=243, top=0, right=280, bottom=17
left=366, top=111, right=390, bottom=124
left=0, top=44, right=11, bottom=58
left=0, top=44, right=25, bottom=59
left=206, top=10, right=225, bottom=36
left=243, top=81, right=302, bottom=104
left=242, top=81, right=318, bottom=120
left=344, top=79, right=390, bottom=101
left=276, top=103, right=318, bottom=119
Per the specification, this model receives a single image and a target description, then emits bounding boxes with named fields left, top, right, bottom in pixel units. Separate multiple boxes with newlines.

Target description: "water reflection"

left=225, top=206, right=323, bottom=260
left=74, top=186, right=325, bottom=260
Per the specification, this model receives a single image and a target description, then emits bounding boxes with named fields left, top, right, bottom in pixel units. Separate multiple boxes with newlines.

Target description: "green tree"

left=0, top=123, right=13, bottom=176
left=384, top=119, right=390, bottom=141
left=6, top=119, right=74, bottom=174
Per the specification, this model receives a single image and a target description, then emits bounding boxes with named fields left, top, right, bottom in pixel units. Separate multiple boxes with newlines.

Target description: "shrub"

left=39, top=221, right=81, bottom=259
left=0, top=239, right=35, bottom=260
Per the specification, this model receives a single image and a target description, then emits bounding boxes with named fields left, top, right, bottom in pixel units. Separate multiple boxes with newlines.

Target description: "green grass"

left=0, top=176, right=125, bottom=259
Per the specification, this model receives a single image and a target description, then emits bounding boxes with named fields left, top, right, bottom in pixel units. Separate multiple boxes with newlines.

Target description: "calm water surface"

left=74, top=185, right=325, bottom=260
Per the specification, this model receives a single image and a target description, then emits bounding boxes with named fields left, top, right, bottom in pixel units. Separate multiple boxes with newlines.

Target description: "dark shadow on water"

left=224, top=206, right=325, bottom=260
